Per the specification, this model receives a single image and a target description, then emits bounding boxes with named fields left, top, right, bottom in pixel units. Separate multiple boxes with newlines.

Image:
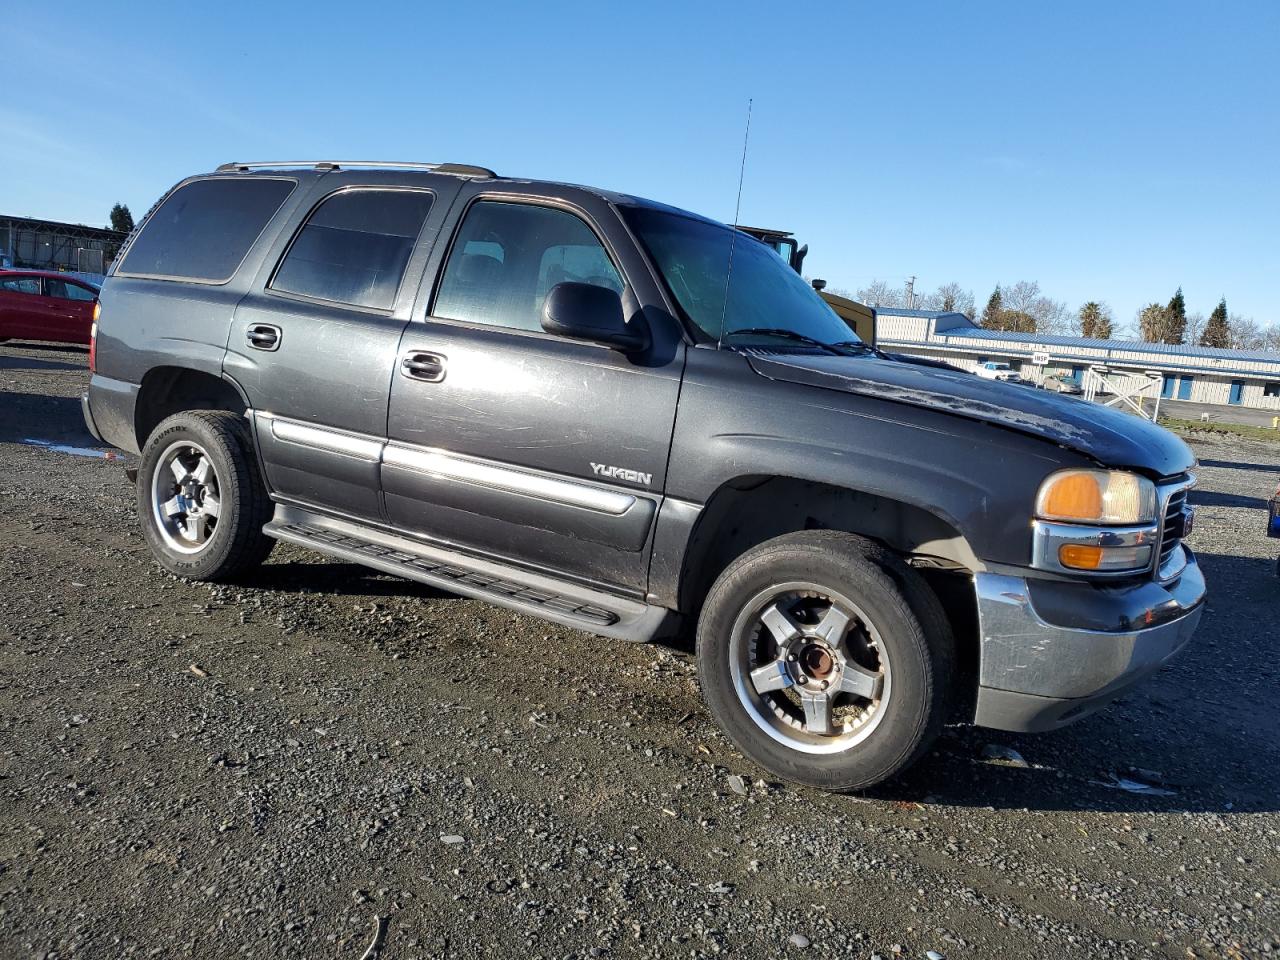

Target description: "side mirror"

left=541, top=282, right=649, bottom=353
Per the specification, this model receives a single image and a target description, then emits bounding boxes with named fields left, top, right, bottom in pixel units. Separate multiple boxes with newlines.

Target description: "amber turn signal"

left=1058, top=544, right=1104, bottom=570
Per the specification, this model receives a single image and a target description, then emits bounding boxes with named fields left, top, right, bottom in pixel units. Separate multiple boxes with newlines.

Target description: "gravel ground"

left=1, top=341, right=1277, bottom=960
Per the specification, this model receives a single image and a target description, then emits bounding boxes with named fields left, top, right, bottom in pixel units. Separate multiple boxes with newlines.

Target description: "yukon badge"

left=591, top=462, right=652, bottom=486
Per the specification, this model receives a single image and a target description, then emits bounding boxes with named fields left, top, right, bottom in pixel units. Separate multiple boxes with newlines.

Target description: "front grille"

left=1157, top=485, right=1189, bottom=577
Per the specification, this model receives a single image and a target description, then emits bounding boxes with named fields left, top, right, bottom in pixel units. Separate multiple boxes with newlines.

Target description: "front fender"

left=664, top=349, right=1091, bottom=569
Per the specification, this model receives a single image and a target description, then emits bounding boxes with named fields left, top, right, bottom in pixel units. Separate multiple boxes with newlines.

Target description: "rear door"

left=384, top=187, right=684, bottom=594
left=226, top=174, right=462, bottom=523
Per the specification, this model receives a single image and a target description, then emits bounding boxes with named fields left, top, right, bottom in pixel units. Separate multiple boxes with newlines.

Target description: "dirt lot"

left=1160, top=399, right=1280, bottom=430
left=1, top=341, right=1277, bottom=960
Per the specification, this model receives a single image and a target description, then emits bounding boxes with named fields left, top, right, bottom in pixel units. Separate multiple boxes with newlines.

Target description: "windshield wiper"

left=827, top=339, right=875, bottom=354
left=723, top=329, right=874, bottom=357
left=722, top=328, right=840, bottom=352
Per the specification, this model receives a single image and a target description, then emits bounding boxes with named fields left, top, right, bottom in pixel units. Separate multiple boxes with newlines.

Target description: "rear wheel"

left=697, top=531, right=954, bottom=792
left=137, top=411, right=274, bottom=581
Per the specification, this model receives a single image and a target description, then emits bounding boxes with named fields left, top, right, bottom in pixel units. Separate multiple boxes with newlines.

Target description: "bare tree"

left=1110, top=316, right=1141, bottom=341
left=1183, top=312, right=1207, bottom=347
left=855, top=280, right=905, bottom=308
left=918, top=282, right=975, bottom=318
left=1002, top=281, right=1071, bottom=334
left=1229, top=314, right=1265, bottom=351
left=1264, top=323, right=1280, bottom=353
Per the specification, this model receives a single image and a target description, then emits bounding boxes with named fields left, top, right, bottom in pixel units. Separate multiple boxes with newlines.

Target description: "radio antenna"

left=717, top=98, right=753, bottom=348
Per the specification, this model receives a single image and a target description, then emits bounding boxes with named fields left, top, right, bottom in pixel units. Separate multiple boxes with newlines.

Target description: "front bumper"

left=972, top=547, right=1205, bottom=732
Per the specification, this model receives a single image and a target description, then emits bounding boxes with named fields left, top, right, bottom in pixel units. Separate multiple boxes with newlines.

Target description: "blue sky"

left=3, top=0, right=1276, bottom=326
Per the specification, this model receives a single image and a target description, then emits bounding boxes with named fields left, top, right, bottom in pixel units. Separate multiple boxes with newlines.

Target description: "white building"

left=876, top=309, right=1280, bottom=411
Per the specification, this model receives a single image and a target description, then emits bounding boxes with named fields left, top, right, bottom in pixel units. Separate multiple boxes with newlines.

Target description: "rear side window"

left=0, top=277, right=40, bottom=294
left=118, top=177, right=295, bottom=283
left=270, top=189, right=434, bottom=311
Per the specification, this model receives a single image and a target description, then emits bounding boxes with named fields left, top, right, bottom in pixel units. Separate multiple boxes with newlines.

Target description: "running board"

left=263, top=505, right=678, bottom=643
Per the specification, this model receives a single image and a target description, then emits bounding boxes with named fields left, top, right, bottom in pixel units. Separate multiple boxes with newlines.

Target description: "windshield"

left=622, top=207, right=861, bottom=348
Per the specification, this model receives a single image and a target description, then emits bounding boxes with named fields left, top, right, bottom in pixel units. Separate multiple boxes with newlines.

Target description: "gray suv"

left=83, top=160, right=1205, bottom=791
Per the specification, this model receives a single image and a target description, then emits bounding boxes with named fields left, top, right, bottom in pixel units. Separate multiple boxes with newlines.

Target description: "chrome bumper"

left=972, top=547, right=1205, bottom=732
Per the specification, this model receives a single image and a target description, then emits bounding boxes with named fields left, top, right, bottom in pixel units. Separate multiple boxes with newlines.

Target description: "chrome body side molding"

left=263, top=412, right=383, bottom=462
left=251, top=410, right=638, bottom=516
left=382, top=444, right=635, bottom=516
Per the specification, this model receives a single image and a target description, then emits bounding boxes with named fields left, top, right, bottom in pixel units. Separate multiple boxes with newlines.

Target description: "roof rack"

left=214, top=160, right=497, bottom=178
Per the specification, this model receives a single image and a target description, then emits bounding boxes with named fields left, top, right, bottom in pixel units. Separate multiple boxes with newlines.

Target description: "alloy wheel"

left=728, top=581, right=891, bottom=755
left=151, top=440, right=222, bottom=554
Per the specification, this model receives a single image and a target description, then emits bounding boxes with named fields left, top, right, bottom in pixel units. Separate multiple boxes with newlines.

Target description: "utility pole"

left=904, top=275, right=916, bottom=310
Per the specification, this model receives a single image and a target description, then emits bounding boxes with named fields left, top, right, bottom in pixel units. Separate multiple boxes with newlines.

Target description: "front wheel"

left=137, top=410, right=274, bottom=581
left=697, top=531, right=954, bottom=792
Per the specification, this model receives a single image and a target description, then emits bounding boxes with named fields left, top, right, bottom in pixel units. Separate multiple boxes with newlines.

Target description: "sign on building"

left=1031, top=351, right=1051, bottom=366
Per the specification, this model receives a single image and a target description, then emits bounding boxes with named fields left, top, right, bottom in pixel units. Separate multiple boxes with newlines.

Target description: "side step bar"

left=263, top=504, right=679, bottom=643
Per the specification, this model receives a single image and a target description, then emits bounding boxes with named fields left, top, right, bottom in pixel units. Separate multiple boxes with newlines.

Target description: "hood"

left=746, top=350, right=1195, bottom=478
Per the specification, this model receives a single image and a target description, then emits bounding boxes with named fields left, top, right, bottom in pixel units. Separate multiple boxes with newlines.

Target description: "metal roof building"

left=876, top=309, right=1280, bottom=412
left=0, top=214, right=126, bottom=277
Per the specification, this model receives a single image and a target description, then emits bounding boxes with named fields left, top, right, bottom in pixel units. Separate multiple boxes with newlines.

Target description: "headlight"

left=1035, top=469, right=1157, bottom=526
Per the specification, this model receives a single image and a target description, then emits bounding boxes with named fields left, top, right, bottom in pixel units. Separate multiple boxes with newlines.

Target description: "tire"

left=696, top=531, right=954, bottom=792
left=136, top=410, right=274, bottom=581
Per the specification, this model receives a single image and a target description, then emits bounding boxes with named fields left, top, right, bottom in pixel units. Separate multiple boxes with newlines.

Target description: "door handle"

left=401, top=350, right=447, bottom=382
left=246, top=323, right=282, bottom=351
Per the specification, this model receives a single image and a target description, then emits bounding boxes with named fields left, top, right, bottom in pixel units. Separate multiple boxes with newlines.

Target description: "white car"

left=975, top=361, right=1021, bottom=382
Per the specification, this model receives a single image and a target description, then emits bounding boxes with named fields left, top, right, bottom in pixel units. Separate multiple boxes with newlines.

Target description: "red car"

left=0, top=269, right=100, bottom=346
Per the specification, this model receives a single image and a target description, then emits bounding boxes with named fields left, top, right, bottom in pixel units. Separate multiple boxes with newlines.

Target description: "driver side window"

left=433, top=200, right=622, bottom=332
left=47, top=279, right=97, bottom=301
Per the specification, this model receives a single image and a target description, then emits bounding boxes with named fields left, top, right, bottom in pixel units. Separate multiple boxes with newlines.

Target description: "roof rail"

left=214, top=160, right=497, bottom=178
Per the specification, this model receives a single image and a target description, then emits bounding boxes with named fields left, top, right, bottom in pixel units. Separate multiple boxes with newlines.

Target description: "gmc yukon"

left=83, top=160, right=1204, bottom=790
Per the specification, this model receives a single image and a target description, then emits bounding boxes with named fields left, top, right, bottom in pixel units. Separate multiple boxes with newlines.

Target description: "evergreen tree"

left=981, top=286, right=1004, bottom=329
left=109, top=203, right=134, bottom=233
left=1200, top=298, right=1230, bottom=348
left=1164, top=287, right=1187, bottom=344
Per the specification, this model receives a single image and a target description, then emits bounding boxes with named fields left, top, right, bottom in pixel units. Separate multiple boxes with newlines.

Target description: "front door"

left=225, top=183, right=453, bottom=522
left=42, top=276, right=97, bottom=343
left=1177, top=375, right=1194, bottom=400
left=384, top=195, right=683, bottom=594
